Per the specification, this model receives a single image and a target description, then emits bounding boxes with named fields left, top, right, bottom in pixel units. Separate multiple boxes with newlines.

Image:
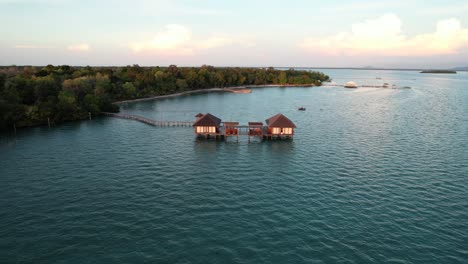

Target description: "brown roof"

left=224, top=122, right=239, bottom=126
left=265, top=113, right=296, bottom=128
left=248, top=122, right=263, bottom=126
left=195, top=113, right=204, bottom=118
left=193, top=113, right=222, bottom=127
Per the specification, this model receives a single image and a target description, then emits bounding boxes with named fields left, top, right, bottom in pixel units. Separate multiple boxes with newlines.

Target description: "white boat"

left=344, top=81, right=358, bottom=88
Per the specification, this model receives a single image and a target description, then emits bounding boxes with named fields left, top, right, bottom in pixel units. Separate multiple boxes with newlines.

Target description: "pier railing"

left=102, top=112, right=194, bottom=127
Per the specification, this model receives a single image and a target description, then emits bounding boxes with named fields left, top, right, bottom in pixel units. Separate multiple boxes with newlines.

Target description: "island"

left=420, top=70, right=457, bottom=74
left=0, top=65, right=330, bottom=131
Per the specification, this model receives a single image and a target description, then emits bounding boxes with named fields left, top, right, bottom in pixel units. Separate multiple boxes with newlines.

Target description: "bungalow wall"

left=270, top=127, right=294, bottom=135
left=195, top=126, right=217, bottom=133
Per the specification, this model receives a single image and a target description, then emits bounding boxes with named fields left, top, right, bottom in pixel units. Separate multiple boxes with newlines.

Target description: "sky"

left=1, top=0, right=468, bottom=68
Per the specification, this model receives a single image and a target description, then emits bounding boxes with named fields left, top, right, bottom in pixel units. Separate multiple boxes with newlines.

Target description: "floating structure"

left=344, top=81, right=358, bottom=88
left=298, top=107, right=306, bottom=111
left=248, top=122, right=264, bottom=137
left=193, top=113, right=222, bottom=138
left=103, top=112, right=296, bottom=142
left=265, top=113, right=296, bottom=139
left=193, top=113, right=296, bottom=141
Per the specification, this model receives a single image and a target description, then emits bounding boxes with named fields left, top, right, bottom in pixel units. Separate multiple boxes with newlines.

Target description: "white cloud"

left=130, top=24, right=192, bottom=55
left=130, top=25, right=255, bottom=55
left=67, top=43, right=90, bottom=51
left=300, top=14, right=468, bottom=56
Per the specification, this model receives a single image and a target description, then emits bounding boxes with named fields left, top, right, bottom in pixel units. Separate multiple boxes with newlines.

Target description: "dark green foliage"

left=0, top=65, right=330, bottom=130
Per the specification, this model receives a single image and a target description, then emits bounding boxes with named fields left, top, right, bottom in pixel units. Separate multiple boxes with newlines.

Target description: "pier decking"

left=103, top=112, right=296, bottom=141
left=102, top=112, right=193, bottom=127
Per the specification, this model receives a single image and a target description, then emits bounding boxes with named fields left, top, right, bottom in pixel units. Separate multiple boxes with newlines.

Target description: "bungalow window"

left=196, top=126, right=216, bottom=133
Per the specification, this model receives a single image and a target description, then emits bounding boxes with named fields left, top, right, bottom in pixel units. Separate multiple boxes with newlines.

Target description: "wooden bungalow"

left=195, top=113, right=204, bottom=120
left=193, top=113, right=222, bottom=138
left=248, top=122, right=263, bottom=136
left=265, top=113, right=296, bottom=138
left=224, top=122, right=239, bottom=136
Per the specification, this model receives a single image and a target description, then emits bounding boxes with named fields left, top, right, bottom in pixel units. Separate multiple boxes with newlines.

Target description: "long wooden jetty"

left=103, top=112, right=297, bottom=142
left=102, top=112, right=193, bottom=127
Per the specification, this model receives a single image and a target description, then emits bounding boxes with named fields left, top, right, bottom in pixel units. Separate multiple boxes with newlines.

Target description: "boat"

left=298, top=107, right=306, bottom=111
left=344, top=81, right=358, bottom=88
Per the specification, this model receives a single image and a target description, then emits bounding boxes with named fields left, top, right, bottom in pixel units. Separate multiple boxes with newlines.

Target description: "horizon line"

left=0, top=65, right=466, bottom=72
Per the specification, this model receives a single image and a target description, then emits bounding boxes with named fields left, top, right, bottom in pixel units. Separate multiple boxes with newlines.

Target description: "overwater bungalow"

left=224, top=122, right=239, bottom=136
left=248, top=122, right=263, bottom=137
left=192, top=113, right=296, bottom=141
left=265, top=113, right=296, bottom=139
left=195, top=113, right=204, bottom=120
left=193, top=113, right=222, bottom=138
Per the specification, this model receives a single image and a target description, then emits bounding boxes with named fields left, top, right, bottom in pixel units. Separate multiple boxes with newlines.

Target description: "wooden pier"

left=102, top=112, right=193, bottom=127
left=103, top=112, right=297, bottom=142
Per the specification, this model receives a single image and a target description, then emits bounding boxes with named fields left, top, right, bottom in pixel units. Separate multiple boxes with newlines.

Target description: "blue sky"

left=1, top=0, right=468, bottom=67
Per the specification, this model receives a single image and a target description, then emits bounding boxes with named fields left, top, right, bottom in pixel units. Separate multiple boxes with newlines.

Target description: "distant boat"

left=298, top=107, right=306, bottom=111
left=344, top=81, right=358, bottom=88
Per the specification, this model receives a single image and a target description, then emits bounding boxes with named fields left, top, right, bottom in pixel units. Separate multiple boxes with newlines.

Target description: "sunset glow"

left=1, top=0, right=468, bottom=67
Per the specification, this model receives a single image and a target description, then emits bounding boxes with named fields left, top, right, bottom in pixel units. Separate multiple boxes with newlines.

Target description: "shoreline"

left=113, top=84, right=316, bottom=104
left=2, top=84, right=316, bottom=131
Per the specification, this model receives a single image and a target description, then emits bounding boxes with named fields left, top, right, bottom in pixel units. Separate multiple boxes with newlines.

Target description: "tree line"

left=0, top=65, right=330, bottom=130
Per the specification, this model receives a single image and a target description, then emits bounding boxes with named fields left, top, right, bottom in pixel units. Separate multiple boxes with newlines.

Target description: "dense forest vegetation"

left=0, top=65, right=330, bottom=130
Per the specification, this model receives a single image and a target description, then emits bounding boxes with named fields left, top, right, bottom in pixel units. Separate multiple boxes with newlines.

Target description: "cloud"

left=67, top=43, right=90, bottom=51
left=130, top=25, right=255, bottom=55
left=300, top=14, right=468, bottom=56
left=130, top=24, right=193, bottom=55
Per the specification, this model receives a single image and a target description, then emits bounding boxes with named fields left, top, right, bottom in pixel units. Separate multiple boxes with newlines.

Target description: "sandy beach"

left=113, top=84, right=316, bottom=104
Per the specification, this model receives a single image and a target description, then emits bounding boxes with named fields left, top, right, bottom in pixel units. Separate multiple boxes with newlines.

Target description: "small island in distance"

left=420, top=70, right=457, bottom=74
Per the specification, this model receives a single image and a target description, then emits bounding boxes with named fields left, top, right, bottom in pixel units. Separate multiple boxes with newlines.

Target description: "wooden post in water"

left=48, top=117, right=51, bottom=128
left=13, top=123, right=16, bottom=134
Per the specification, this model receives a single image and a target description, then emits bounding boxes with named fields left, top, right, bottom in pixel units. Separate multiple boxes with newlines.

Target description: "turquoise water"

left=1, top=69, right=467, bottom=263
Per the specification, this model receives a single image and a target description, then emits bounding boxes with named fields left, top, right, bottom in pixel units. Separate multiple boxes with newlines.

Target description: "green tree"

left=279, top=71, right=287, bottom=85
left=176, top=79, right=188, bottom=91
left=122, top=82, right=137, bottom=98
